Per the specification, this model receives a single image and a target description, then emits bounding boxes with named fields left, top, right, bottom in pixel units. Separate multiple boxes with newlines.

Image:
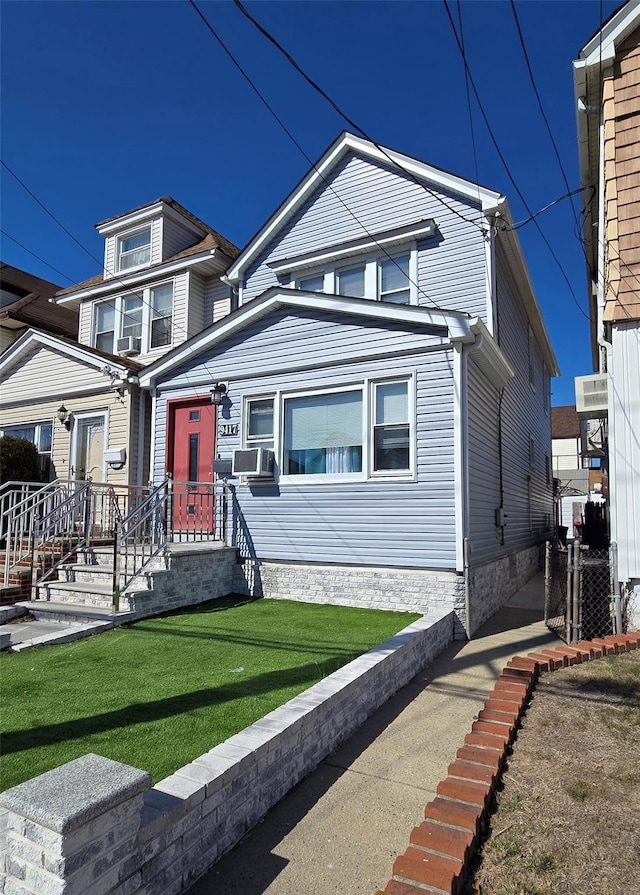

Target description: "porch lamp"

left=56, top=404, right=71, bottom=430
left=210, top=382, right=227, bottom=406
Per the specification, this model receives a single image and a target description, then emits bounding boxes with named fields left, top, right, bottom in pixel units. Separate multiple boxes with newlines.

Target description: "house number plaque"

left=219, top=423, right=239, bottom=436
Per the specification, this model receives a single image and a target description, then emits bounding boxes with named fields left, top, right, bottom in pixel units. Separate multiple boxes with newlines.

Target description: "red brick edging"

left=375, top=631, right=640, bottom=895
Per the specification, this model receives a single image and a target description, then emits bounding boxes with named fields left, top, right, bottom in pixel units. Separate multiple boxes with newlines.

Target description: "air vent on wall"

left=575, top=373, right=607, bottom=418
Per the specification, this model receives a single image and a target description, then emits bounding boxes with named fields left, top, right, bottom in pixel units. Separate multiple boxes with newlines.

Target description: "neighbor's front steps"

left=17, top=545, right=170, bottom=623
left=376, top=631, right=640, bottom=895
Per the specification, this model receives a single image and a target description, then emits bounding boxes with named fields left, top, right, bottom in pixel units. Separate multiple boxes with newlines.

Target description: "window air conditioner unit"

left=232, top=448, right=274, bottom=477
left=116, top=336, right=141, bottom=356
left=575, top=373, right=607, bottom=418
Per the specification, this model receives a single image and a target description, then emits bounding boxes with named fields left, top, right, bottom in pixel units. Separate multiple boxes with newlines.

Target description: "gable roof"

left=0, top=327, right=143, bottom=381
left=225, top=132, right=503, bottom=285
left=0, top=263, right=78, bottom=338
left=552, top=405, right=581, bottom=439
left=139, top=286, right=514, bottom=389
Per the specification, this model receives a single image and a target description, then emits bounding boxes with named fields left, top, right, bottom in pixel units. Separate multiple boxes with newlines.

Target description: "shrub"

left=0, top=435, right=42, bottom=484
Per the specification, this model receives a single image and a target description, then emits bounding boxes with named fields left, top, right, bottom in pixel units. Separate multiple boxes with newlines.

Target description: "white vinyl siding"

left=610, top=321, right=640, bottom=581
left=204, top=278, right=234, bottom=325
left=161, top=217, right=204, bottom=261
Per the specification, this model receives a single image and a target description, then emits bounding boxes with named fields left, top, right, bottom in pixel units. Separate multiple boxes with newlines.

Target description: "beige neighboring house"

left=574, top=0, right=640, bottom=612
left=0, top=198, right=239, bottom=485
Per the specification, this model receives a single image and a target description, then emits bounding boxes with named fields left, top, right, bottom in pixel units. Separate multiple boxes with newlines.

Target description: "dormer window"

left=117, top=227, right=151, bottom=272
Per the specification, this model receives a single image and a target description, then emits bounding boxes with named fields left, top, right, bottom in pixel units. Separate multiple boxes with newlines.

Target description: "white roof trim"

left=139, top=288, right=472, bottom=388
left=55, top=250, right=226, bottom=304
left=0, top=329, right=138, bottom=380
left=226, top=132, right=502, bottom=284
left=267, top=219, right=437, bottom=275
left=462, top=318, right=515, bottom=388
left=578, top=0, right=640, bottom=67
left=97, top=201, right=205, bottom=238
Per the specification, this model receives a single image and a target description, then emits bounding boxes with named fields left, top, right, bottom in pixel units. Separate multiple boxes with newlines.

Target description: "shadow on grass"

left=124, top=594, right=405, bottom=655
left=1, top=654, right=356, bottom=756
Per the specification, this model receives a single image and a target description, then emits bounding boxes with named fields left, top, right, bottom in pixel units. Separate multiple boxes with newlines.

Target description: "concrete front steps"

left=19, top=541, right=234, bottom=629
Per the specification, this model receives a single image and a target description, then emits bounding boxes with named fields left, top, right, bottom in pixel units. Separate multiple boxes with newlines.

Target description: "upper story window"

left=295, top=251, right=413, bottom=305
left=151, top=283, right=173, bottom=348
left=337, top=265, right=366, bottom=298
left=379, top=255, right=410, bottom=304
left=93, top=282, right=173, bottom=355
left=298, top=274, right=325, bottom=292
left=117, top=227, right=151, bottom=272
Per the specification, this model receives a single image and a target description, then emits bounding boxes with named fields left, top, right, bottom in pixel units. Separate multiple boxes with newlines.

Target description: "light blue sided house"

left=140, top=133, right=558, bottom=636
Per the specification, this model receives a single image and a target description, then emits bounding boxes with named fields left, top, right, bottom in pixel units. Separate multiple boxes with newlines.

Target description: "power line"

left=188, top=0, right=449, bottom=313
left=0, top=229, right=75, bottom=284
left=1, top=161, right=240, bottom=399
left=509, top=0, right=582, bottom=232
left=441, top=0, right=590, bottom=323
left=230, top=0, right=487, bottom=234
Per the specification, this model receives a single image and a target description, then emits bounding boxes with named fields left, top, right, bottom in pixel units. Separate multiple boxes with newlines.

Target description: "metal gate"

left=544, top=541, right=624, bottom=642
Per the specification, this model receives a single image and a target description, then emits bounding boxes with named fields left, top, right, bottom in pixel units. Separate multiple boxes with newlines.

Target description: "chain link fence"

left=545, top=541, right=627, bottom=643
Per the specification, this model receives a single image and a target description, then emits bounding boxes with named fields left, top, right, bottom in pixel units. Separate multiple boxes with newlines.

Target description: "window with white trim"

left=284, top=389, right=363, bottom=475
left=294, top=250, right=414, bottom=305
left=373, top=381, right=410, bottom=471
left=93, top=282, right=173, bottom=354
left=95, top=300, right=116, bottom=352
left=1, top=422, right=53, bottom=480
left=116, top=227, right=151, bottom=272
left=244, top=377, right=413, bottom=481
left=378, top=254, right=411, bottom=304
left=246, top=398, right=274, bottom=449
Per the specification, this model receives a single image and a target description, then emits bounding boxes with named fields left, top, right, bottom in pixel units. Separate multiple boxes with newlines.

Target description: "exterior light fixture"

left=57, top=404, right=71, bottom=430
left=210, top=382, right=228, bottom=406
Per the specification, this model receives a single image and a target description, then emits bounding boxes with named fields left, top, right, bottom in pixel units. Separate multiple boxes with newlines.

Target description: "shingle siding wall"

left=241, top=153, right=489, bottom=321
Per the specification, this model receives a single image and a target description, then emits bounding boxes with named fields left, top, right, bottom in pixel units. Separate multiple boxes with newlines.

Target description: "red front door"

left=168, top=397, right=216, bottom=532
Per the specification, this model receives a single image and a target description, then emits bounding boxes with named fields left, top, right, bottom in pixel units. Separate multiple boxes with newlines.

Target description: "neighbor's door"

left=72, top=414, right=106, bottom=481
left=169, top=398, right=216, bottom=531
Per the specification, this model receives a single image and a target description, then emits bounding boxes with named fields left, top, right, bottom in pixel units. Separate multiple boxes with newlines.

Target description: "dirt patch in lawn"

left=468, top=652, right=640, bottom=895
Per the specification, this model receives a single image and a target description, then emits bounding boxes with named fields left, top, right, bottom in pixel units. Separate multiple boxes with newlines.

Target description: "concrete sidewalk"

left=188, top=573, right=560, bottom=895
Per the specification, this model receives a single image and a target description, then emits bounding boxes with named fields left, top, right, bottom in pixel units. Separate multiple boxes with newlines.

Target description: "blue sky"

left=1, top=0, right=621, bottom=405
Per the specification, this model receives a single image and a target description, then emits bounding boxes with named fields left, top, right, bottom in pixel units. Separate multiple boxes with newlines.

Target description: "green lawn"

left=1, top=596, right=419, bottom=792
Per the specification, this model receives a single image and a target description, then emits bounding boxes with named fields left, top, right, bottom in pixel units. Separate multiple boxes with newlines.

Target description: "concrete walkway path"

left=188, top=573, right=560, bottom=895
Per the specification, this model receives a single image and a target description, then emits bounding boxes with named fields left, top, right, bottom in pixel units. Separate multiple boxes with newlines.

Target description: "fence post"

left=166, top=473, right=174, bottom=544
left=572, top=543, right=582, bottom=643
left=544, top=540, right=550, bottom=623
left=610, top=542, right=623, bottom=635
left=566, top=541, right=573, bottom=643
left=112, top=526, right=120, bottom=613
left=30, top=514, right=41, bottom=603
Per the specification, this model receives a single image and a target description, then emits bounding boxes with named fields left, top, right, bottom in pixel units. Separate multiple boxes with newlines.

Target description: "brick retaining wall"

left=375, top=630, right=640, bottom=895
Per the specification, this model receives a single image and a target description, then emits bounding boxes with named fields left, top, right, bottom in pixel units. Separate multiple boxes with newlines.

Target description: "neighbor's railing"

left=1, top=479, right=72, bottom=587
left=32, top=480, right=152, bottom=600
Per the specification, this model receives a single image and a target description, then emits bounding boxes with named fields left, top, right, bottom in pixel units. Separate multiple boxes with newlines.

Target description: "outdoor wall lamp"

left=210, top=382, right=228, bottom=406
left=56, top=404, right=71, bottom=430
